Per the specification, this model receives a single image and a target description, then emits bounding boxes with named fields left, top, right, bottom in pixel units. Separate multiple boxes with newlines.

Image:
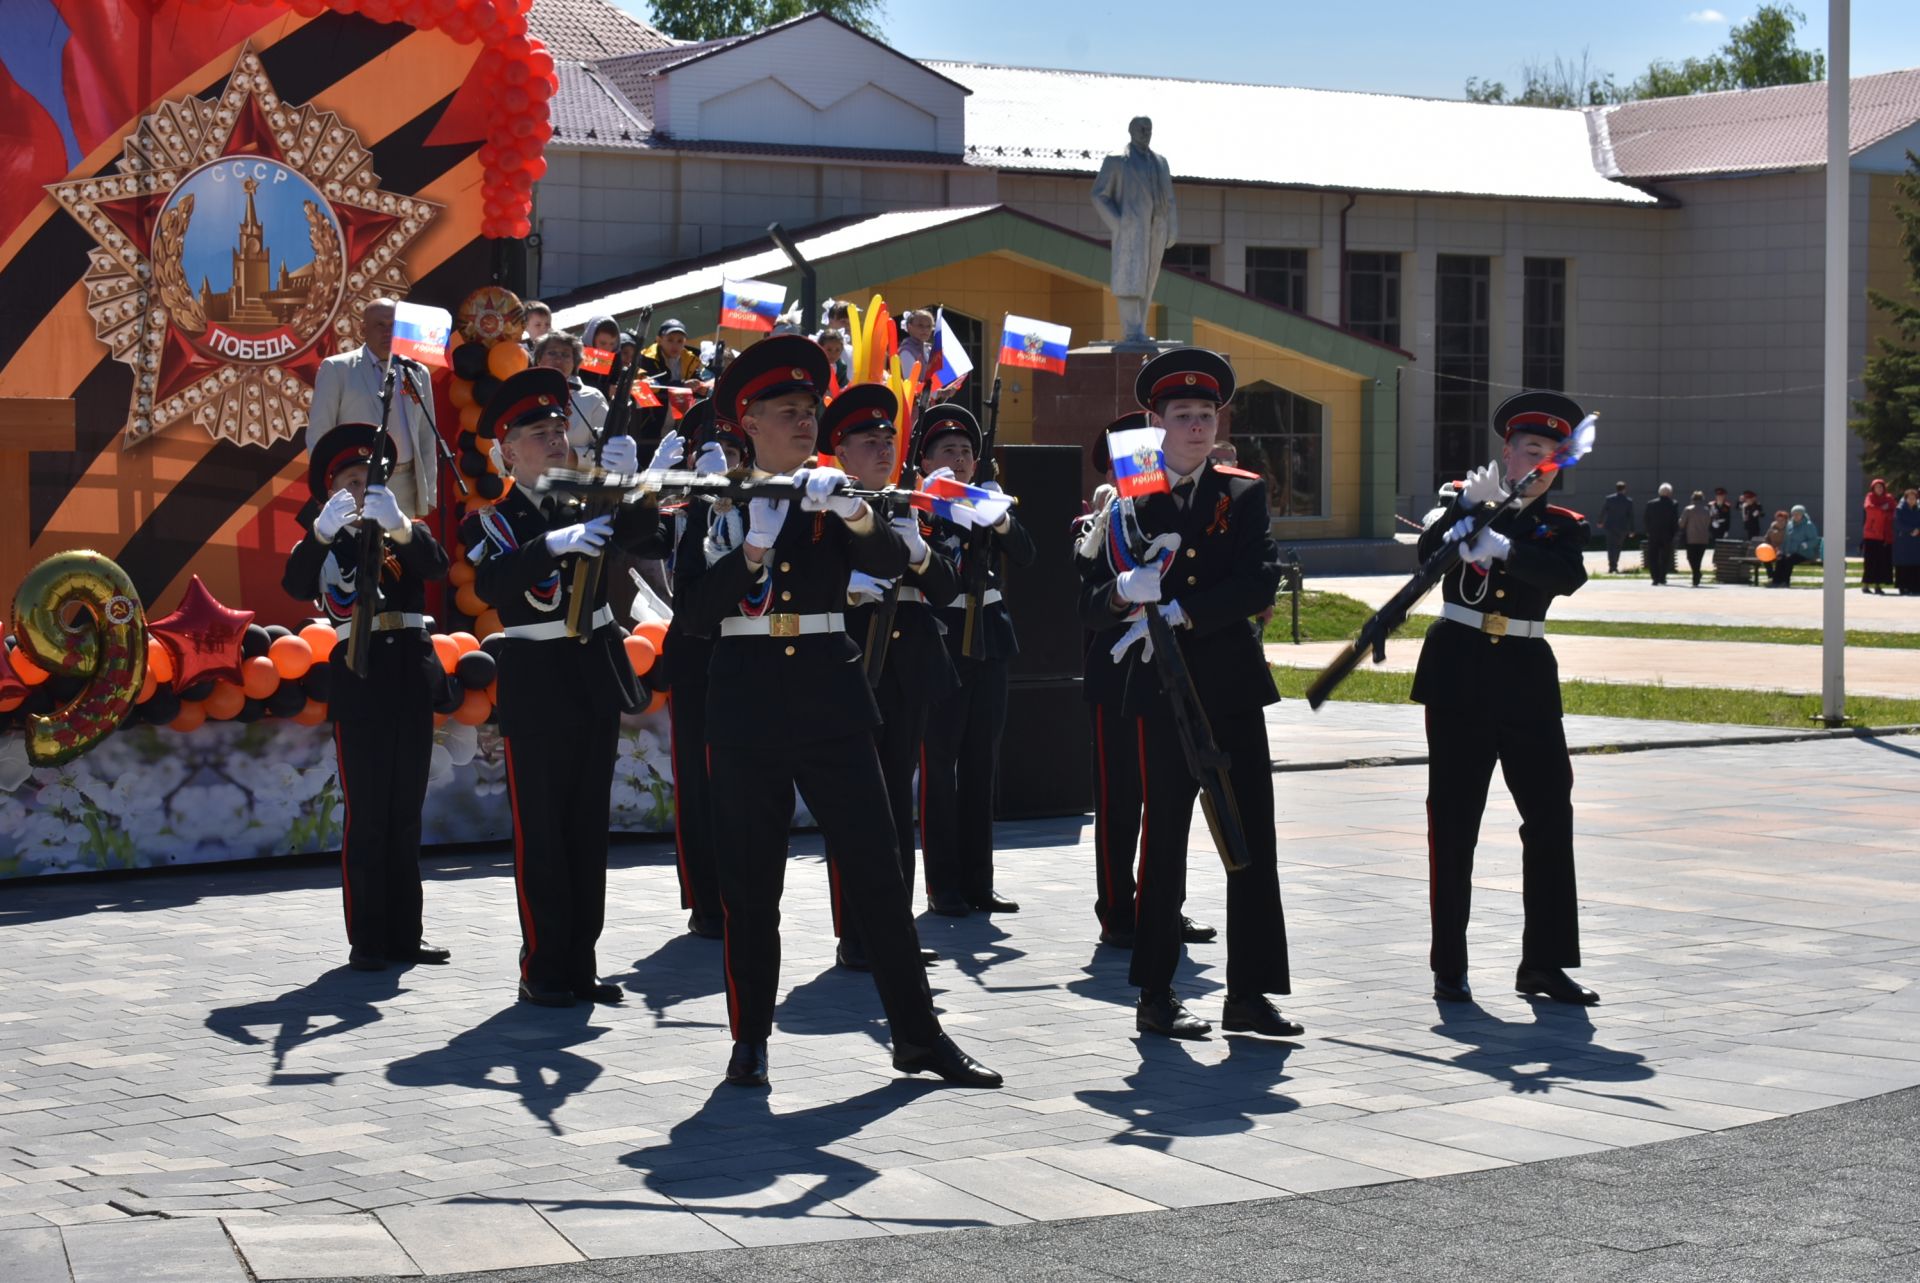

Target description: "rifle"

left=958, top=373, right=1004, bottom=659
left=344, top=354, right=402, bottom=679
left=862, top=359, right=943, bottom=687
left=565, top=305, right=652, bottom=639
left=1304, top=412, right=1598, bottom=709
left=1116, top=495, right=1249, bottom=874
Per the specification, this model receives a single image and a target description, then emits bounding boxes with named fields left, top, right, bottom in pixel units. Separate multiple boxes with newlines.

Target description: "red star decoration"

left=147, top=576, right=254, bottom=692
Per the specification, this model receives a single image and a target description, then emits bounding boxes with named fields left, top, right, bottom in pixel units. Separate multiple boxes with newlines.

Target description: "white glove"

left=1459, top=526, right=1512, bottom=568
left=797, top=466, right=864, bottom=520
left=847, top=572, right=894, bottom=604
left=646, top=431, right=683, bottom=472
left=694, top=441, right=729, bottom=475
left=314, top=489, right=360, bottom=543
left=922, top=466, right=956, bottom=487
left=1160, top=601, right=1190, bottom=629
left=601, top=435, right=640, bottom=475
left=1458, top=461, right=1505, bottom=508
left=1110, top=615, right=1151, bottom=664
left=1114, top=565, right=1163, bottom=604
left=361, top=484, right=411, bottom=541
left=891, top=515, right=929, bottom=564
left=545, top=514, right=613, bottom=558
left=979, top=480, right=1004, bottom=495
left=746, top=497, right=788, bottom=551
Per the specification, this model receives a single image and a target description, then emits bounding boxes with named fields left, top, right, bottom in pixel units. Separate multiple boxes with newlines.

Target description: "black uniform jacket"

left=1411, top=495, right=1589, bottom=718
left=459, top=482, right=658, bottom=737
left=283, top=518, right=449, bottom=721
left=929, top=512, right=1036, bottom=665
left=678, top=493, right=908, bottom=747
left=1074, top=513, right=1132, bottom=710
left=658, top=499, right=722, bottom=694
left=1077, top=461, right=1282, bottom=719
left=846, top=513, right=961, bottom=706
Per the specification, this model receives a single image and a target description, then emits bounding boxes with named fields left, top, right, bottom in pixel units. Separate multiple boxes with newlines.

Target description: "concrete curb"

left=1272, top=723, right=1920, bottom=773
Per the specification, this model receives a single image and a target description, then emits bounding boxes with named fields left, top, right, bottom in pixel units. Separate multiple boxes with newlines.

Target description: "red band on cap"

left=1150, top=371, right=1222, bottom=404
left=324, top=445, right=375, bottom=488
left=1508, top=411, right=1569, bottom=436
left=736, top=365, right=818, bottom=419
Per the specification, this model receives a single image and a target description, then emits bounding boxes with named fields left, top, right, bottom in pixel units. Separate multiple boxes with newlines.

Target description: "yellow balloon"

left=11, top=550, right=147, bottom=765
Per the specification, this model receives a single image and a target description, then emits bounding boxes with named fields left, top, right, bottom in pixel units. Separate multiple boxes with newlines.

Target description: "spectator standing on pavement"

left=1862, top=478, right=1896, bottom=596
left=1679, top=490, right=1714, bottom=587
left=1894, top=488, right=1920, bottom=596
left=1771, top=505, right=1822, bottom=587
left=1600, top=481, right=1635, bottom=573
left=1708, top=488, right=1733, bottom=542
left=1643, top=483, right=1678, bottom=585
left=1740, top=490, right=1765, bottom=540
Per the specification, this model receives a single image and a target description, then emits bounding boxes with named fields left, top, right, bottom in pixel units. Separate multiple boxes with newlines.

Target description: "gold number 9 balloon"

left=10, top=551, right=147, bottom=765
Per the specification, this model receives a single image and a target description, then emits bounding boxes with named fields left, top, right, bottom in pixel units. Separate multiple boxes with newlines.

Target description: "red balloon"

left=147, top=575, right=255, bottom=693
left=528, top=50, right=555, bottom=80
left=524, top=156, right=547, bottom=182
left=0, top=640, right=27, bottom=704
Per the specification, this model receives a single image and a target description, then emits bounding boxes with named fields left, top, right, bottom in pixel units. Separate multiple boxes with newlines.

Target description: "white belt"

left=968, top=589, right=1003, bottom=606
left=719, top=611, right=843, bottom=638
left=333, top=611, right=425, bottom=641
left=501, top=606, right=614, bottom=641
left=897, top=587, right=927, bottom=604
left=1440, top=602, right=1546, bottom=639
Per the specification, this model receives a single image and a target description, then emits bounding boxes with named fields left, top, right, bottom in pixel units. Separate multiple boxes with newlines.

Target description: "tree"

left=1464, top=50, right=1621, bottom=108
left=1852, top=152, right=1920, bottom=488
left=648, top=0, right=885, bottom=43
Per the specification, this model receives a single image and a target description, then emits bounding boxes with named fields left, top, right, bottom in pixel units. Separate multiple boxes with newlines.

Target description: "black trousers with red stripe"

left=1090, top=701, right=1142, bottom=935
left=333, top=712, right=433, bottom=958
left=920, top=657, right=1009, bottom=904
left=710, top=730, right=940, bottom=1046
left=1424, top=710, right=1580, bottom=977
left=1130, top=701, right=1289, bottom=996
left=503, top=710, right=620, bottom=991
left=668, top=678, right=723, bottom=923
left=832, top=679, right=929, bottom=947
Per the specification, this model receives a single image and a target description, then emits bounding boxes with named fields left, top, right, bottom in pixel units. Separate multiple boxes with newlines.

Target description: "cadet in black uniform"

left=917, top=406, right=1035, bottom=917
left=284, top=424, right=452, bottom=972
left=1414, top=391, right=1598, bottom=1007
left=1076, top=417, right=1216, bottom=951
left=1079, top=349, right=1300, bottom=1041
left=659, top=397, right=745, bottom=940
left=459, top=368, right=656, bottom=1008
left=676, top=335, right=999, bottom=1090
left=818, top=384, right=960, bottom=971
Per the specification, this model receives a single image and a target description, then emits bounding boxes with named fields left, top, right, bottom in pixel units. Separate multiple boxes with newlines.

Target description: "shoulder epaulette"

left=1213, top=465, right=1260, bottom=480
left=1547, top=505, right=1585, bottom=521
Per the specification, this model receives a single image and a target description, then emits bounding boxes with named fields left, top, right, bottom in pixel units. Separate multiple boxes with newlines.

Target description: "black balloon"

left=302, top=665, right=333, bottom=704
left=481, top=632, right=508, bottom=660
left=454, top=650, right=496, bottom=690
left=235, top=698, right=268, bottom=723
left=266, top=684, right=307, bottom=718
left=178, top=680, right=215, bottom=702
left=264, top=624, right=293, bottom=642
left=142, top=689, right=182, bottom=725
left=452, top=343, right=488, bottom=382
left=471, top=374, right=501, bottom=407
left=242, top=624, right=272, bottom=659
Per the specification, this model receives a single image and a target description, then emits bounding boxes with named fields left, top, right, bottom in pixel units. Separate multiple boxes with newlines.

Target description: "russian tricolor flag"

left=929, top=308, right=973, bottom=389
left=1106, top=425, right=1169, bottom=498
left=720, top=278, right=787, bottom=332
left=911, top=475, right=1012, bottom=529
left=391, top=301, right=453, bottom=368
left=999, top=315, right=1070, bottom=375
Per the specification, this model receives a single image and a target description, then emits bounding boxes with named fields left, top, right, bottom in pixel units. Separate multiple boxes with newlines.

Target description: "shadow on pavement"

left=385, top=1003, right=608, bottom=1133
left=1329, top=1000, right=1657, bottom=1103
left=608, top=930, right=728, bottom=1029
left=1074, top=1033, right=1301, bottom=1141
left=205, top=965, right=403, bottom=1085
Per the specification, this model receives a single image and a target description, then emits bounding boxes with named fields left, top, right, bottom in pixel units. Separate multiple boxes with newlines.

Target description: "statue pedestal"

left=1030, top=341, right=1179, bottom=497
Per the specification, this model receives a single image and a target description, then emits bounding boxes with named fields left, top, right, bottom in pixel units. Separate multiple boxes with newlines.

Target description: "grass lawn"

left=1271, top=665, right=1920, bottom=729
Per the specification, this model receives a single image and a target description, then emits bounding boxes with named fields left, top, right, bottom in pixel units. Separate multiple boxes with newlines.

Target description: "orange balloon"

left=1753, top=542, right=1778, bottom=563
left=0, top=692, right=23, bottom=713
left=300, top=621, right=337, bottom=662
left=449, top=378, right=475, bottom=410
left=269, top=634, right=315, bottom=680
left=487, top=340, right=530, bottom=380
left=431, top=634, right=459, bottom=672
left=169, top=701, right=207, bottom=732
left=453, top=686, right=492, bottom=725
left=636, top=620, right=668, bottom=653
left=455, top=584, right=488, bottom=618
left=433, top=711, right=449, bottom=729
left=449, top=631, right=480, bottom=655
left=10, top=646, right=49, bottom=685
left=292, top=698, right=329, bottom=726
left=205, top=681, right=246, bottom=720
left=624, top=632, right=657, bottom=676
left=643, top=688, right=668, bottom=715
left=136, top=666, right=158, bottom=704
left=448, top=557, right=475, bottom=587
left=147, top=636, right=175, bottom=685
left=460, top=402, right=482, bottom=432
left=241, top=656, right=280, bottom=700
left=475, top=608, right=503, bottom=639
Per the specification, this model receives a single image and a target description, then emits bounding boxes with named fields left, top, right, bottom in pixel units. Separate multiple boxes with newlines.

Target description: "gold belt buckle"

left=1482, top=612, right=1509, bottom=637
left=768, top=613, right=801, bottom=638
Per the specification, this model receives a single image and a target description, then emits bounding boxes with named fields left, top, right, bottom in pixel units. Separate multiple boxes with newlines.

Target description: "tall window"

left=1246, top=247, right=1309, bottom=312
left=1343, top=251, right=1400, bottom=347
left=1234, top=381, right=1324, bottom=519
left=1523, top=258, right=1568, bottom=391
left=1433, top=254, right=1491, bottom=494
left=1162, top=243, right=1212, bottom=279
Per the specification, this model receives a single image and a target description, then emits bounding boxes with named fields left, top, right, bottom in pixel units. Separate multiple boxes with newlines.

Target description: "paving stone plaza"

left=3, top=714, right=1917, bottom=1282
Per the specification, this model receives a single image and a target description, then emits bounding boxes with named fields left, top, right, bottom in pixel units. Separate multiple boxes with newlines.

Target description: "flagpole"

left=1820, top=0, right=1849, bottom=725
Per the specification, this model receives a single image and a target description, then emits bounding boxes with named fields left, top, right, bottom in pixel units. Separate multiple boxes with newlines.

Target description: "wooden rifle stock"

left=566, top=307, right=652, bottom=639
left=345, top=357, right=400, bottom=679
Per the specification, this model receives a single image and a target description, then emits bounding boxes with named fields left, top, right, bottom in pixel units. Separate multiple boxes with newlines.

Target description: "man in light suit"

left=1092, top=116, right=1177, bottom=344
left=306, top=298, right=441, bottom=518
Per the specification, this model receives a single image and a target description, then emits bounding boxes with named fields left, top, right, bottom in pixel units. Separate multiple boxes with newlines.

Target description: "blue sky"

left=624, top=2, right=1920, bottom=97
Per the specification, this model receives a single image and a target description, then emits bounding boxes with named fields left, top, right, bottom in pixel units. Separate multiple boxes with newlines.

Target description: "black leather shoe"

left=347, top=950, right=387, bottom=972
left=516, top=980, right=576, bottom=1008
left=1516, top=965, right=1599, bottom=1006
left=919, top=948, right=939, bottom=967
left=725, top=1040, right=769, bottom=1087
left=1136, top=990, right=1211, bottom=1039
left=1181, top=917, right=1217, bottom=943
left=893, top=1034, right=1003, bottom=1088
left=1433, top=973, right=1473, bottom=1003
left=927, top=892, right=971, bottom=917
left=968, top=891, right=1020, bottom=913
left=1222, top=993, right=1305, bottom=1038
left=388, top=942, right=451, bottom=965
left=835, top=940, right=871, bottom=972
left=687, top=913, right=725, bottom=940
left=1099, top=927, right=1136, bottom=949
left=575, top=982, right=624, bottom=1005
